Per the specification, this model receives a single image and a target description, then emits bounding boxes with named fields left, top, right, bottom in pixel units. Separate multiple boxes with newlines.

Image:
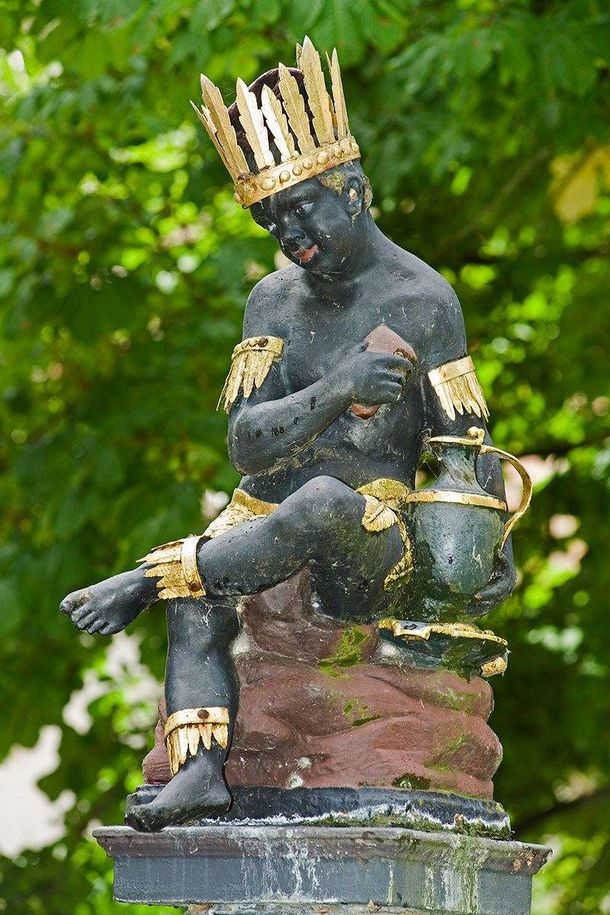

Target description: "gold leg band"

left=139, top=535, right=206, bottom=600
left=164, top=707, right=230, bottom=776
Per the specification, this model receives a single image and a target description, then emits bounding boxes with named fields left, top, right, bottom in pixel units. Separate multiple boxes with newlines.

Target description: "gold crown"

left=191, top=36, right=361, bottom=208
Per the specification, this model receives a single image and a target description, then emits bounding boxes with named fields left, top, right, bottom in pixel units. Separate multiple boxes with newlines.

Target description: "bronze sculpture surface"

left=61, top=37, right=530, bottom=834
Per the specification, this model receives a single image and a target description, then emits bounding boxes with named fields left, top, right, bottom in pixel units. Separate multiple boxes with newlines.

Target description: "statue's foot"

left=125, top=750, right=231, bottom=831
left=60, top=569, right=155, bottom=635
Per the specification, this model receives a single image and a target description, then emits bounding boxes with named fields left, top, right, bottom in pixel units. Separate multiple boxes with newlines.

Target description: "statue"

left=60, top=37, right=530, bottom=834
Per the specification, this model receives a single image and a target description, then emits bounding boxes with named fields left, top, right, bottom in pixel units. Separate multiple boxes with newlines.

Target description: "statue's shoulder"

left=243, top=265, right=302, bottom=334
left=385, top=246, right=467, bottom=367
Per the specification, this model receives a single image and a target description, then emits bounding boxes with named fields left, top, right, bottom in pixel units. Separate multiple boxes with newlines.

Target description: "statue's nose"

left=278, top=216, right=307, bottom=250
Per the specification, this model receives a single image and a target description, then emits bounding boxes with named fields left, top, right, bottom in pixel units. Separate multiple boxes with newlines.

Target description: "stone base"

left=94, top=824, right=550, bottom=915
left=126, top=785, right=511, bottom=839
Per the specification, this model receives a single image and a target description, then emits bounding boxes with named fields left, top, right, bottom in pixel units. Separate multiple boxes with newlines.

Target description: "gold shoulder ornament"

left=427, top=355, right=489, bottom=422
left=219, top=335, right=284, bottom=412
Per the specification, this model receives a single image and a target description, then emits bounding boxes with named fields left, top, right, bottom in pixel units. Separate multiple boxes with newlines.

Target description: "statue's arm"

left=227, top=355, right=355, bottom=475
left=226, top=282, right=411, bottom=475
left=421, top=291, right=516, bottom=611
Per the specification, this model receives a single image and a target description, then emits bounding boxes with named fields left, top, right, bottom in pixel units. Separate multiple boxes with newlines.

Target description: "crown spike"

left=261, top=85, right=296, bottom=162
left=328, top=48, right=349, bottom=139
left=200, top=74, right=249, bottom=179
left=191, top=100, right=234, bottom=174
left=235, top=78, right=275, bottom=171
left=278, top=63, right=316, bottom=154
left=296, top=42, right=303, bottom=67
left=300, top=36, right=335, bottom=146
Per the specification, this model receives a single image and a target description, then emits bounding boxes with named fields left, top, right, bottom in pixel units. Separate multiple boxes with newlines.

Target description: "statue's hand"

left=336, top=342, right=413, bottom=407
left=469, top=549, right=516, bottom=616
left=60, top=568, right=157, bottom=636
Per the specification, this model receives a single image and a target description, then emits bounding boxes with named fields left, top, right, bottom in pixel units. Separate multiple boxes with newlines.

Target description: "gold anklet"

left=139, top=534, right=205, bottom=600
left=164, top=707, right=230, bottom=776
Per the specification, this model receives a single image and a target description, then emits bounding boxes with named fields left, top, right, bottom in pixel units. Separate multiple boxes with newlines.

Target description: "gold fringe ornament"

left=219, top=336, right=284, bottom=412
left=357, top=479, right=413, bottom=589
left=428, top=356, right=490, bottom=422
left=361, top=495, right=399, bottom=533
left=139, top=534, right=205, bottom=600
left=164, top=707, right=230, bottom=776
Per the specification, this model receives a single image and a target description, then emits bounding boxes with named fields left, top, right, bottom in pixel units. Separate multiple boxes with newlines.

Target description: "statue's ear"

left=344, top=174, right=364, bottom=218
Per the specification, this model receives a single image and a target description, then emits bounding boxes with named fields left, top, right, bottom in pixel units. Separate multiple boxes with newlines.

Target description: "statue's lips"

left=293, top=245, right=319, bottom=264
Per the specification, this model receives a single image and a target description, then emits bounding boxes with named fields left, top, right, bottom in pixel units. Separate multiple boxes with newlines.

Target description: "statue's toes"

left=71, top=603, right=93, bottom=623
left=125, top=803, right=163, bottom=833
left=74, top=609, right=96, bottom=630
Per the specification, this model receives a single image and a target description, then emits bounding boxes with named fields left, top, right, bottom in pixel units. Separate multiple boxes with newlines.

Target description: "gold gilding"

left=356, top=479, right=413, bottom=588
left=140, top=534, right=205, bottom=600
left=219, top=336, right=284, bottom=412
left=378, top=619, right=509, bottom=677
left=361, top=495, right=398, bottom=533
left=378, top=618, right=508, bottom=646
left=192, top=36, right=361, bottom=208
left=164, top=707, right=230, bottom=776
left=480, top=443, right=533, bottom=547
left=203, top=488, right=279, bottom=540
left=405, top=490, right=508, bottom=512
left=481, top=656, right=508, bottom=677
left=428, top=355, right=490, bottom=422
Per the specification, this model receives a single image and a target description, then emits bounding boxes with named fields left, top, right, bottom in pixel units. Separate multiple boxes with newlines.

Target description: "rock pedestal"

left=143, top=572, right=503, bottom=801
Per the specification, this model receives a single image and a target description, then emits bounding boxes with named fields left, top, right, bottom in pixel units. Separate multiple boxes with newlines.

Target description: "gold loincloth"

left=203, top=478, right=413, bottom=590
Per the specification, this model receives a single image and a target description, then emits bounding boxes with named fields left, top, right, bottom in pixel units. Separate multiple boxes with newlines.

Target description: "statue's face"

left=250, top=173, right=361, bottom=276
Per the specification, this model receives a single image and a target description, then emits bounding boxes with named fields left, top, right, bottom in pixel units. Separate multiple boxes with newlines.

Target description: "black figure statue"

left=60, top=38, right=530, bottom=832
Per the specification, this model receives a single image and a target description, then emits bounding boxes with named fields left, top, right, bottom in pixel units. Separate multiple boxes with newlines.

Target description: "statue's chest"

left=284, top=314, right=370, bottom=389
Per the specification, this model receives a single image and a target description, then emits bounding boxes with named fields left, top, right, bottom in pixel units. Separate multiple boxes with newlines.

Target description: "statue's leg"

left=201, top=475, right=404, bottom=614
left=126, top=595, right=239, bottom=832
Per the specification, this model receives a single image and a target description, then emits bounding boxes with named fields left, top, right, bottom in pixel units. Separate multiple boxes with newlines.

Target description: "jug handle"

left=479, top=445, right=532, bottom=548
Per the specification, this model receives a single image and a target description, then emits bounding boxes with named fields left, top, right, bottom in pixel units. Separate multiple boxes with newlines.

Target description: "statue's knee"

left=275, top=475, right=356, bottom=538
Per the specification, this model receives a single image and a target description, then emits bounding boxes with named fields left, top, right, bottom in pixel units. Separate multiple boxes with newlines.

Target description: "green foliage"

left=0, top=2, right=609, bottom=912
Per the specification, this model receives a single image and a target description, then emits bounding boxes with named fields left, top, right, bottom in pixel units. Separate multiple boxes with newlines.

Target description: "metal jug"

left=406, top=427, right=531, bottom=620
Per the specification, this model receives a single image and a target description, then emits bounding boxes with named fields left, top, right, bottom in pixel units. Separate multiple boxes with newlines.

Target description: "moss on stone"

left=392, top=774, right=432, bottom=791
left=425, top=733, right=471, bottom=771
left=319, top=625, right=369, bottom=678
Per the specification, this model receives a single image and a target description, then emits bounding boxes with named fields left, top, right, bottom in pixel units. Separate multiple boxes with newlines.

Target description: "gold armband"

left=139, top=534, right=205, bottom=600
left=428, top=355, right=489, bottom=422
left=164, top=706, right=230, bottom=775
left=218, top=335, right=284, bottom=412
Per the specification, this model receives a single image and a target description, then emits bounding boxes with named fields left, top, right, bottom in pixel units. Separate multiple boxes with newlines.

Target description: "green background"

left=1, top=1, right=609, bottom=912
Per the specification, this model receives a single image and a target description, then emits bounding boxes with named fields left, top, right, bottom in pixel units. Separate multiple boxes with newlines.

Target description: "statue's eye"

left=294, top=202, right=313, bottom=217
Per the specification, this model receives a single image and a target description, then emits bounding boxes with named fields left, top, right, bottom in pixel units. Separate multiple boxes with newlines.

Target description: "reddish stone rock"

left=143, top=572, right=502, bottom=798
